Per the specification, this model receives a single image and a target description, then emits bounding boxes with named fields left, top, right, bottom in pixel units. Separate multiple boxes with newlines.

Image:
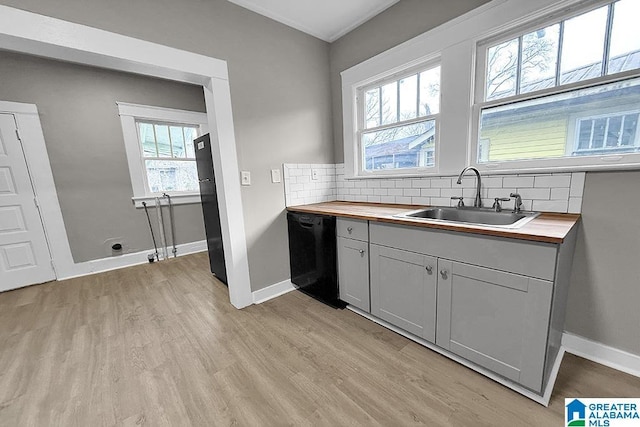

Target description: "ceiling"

left=227, top=0, right=400, bottom=42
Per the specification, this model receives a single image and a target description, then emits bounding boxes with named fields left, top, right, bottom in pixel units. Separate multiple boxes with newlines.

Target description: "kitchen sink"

left=394, top=207, right=540, bottom=228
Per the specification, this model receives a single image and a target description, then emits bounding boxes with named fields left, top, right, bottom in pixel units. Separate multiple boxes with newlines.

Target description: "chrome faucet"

left=456, top=166, right=482, bottom=208
left=510, top=193, right=523, bottom=213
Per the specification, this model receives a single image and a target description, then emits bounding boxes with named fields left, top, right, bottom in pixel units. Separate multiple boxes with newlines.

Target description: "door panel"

left=0, top=114, right=54, bottom=291
left=436, top=260, right=552, bottom=392
left=370, top=244, right=437, bottom=342
left=337, top=237, right=370, bottom=312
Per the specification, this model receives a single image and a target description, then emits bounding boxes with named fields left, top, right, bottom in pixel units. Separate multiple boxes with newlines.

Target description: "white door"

left=0, top=114, right=55, bottom=291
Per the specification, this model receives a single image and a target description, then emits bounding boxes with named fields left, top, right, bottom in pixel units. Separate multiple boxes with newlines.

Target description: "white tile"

left=354, top=181, right=368, bottom=188
left=374, top=188, right=388, bottom=196
left=395, top=196, right=412, bottom=204
left=431, top=178, right=451, bottom=188
left=534, top=175, right=571, bottom=188
left=298, top=175, right=311, bottom=184
left=568, top=197, right=583, bottom=214
left=532, top=199, right=568, bottom=213
left=403, top=188, right=420, bottom=197
left=288, top=176, right=297, bottom=184
left=367, top=180, right=381, bottom=188
left=301, top=169, right=311, bottom=176
left=517, top=188, right=551, bottom=200
left=380, top=180, right=396, bottom=188
left=367, top=195, right=381, bottom=203
left=336, top=181, right=345, bottom=188
left=441, top=188, right=463, bottom=198
left=289, top=168, right=302, bottom=176
left=503, top=176, right=534, bottom=188
left=388, top=188, right=403, bottom=196
left=520, top=199, right=533, bottom=211
left=458, top=177, right=477, bottom=188
left=421, top=188, right=440, bottom=197
left=290, top=183, right=304, bottom=192
left=551, top=187, right=570, bottom=200
left=412, top=179, right=431, bottom=188
left=412, top=196, right=430, bottom=205
left=349, top=188, right=361, bottom=195
left=380, top=196, right=396, bottom=203
left=570, top=172, right=586, bottom=197
left=343, top=180, right=354, bottom=188
left=354, top=195, right=367, bottom=202
left=482, top=176, right=503, bottom=188
left=343, top=195, right=356, bottom=202
left=431, top=197, right=450, bottom=206
left=361, top=188, right=374, bottom=196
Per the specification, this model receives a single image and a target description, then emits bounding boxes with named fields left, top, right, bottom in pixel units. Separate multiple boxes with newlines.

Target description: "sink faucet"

left=456, top=166, right=482, bottom=208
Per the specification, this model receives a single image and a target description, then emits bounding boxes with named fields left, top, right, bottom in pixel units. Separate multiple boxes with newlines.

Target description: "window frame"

left=354, top=60, right=442, bottom=177
left=471, top=0, right=640, bottom=171
left=117, top=102, right=208, bottom=207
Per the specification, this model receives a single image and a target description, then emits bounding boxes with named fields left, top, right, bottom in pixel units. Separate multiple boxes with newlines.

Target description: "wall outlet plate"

left=311, top=169, right=319, bottom=180
left=241, top=170, right=251, bottom=186
left=271, top=169, right=281, bottom=183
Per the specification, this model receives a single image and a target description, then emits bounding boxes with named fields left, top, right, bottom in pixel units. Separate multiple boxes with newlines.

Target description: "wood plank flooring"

left=0, top=252, right=638, bottom=425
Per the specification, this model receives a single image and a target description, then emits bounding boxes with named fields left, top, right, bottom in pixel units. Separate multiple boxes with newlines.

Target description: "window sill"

left=132, top=193, right=201, bottom=208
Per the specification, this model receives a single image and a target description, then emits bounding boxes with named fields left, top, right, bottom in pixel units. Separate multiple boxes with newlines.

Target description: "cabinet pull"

left=359, top=249, right=365, bottom=256
left=425, top=265, right=433, bottom=274
left=440, top=270, right=448, bottom=279
left=347, top=227, right=353, bottom=234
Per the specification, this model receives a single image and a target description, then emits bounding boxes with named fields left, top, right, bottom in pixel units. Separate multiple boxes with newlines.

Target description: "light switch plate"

left=311, top=169, right=319, bottom=180
left=241, top=171, right=251, bottom=186
left=271, top=169, right=281, bottom=183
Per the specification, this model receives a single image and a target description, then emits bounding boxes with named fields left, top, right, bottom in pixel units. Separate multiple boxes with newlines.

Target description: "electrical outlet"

left=311, top=169, right=319, bottom=180
left=241, top=171, right=251, bottom=186
left=271, top=169, right=281, bottom=183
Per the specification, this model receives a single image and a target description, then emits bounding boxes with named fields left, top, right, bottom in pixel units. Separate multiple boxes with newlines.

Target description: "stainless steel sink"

left=394, top=207, right=540, bottom=228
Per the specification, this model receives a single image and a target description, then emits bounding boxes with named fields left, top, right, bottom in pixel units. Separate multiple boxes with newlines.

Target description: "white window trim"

left=341, top=0, right=640, bottom=178
left=117, top=102, right=209, bottom=207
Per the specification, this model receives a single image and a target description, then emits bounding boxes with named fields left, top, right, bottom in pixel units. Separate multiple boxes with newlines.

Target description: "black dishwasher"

left=287, top=212, right=345, bottom=308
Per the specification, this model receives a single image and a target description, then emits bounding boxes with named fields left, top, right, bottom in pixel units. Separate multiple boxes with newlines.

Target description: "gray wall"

left=0, top=51, right=207, bottom=263
left=329, top=0, right=491, bottom=161
left=0, top=0, right=334, bottom=290
left=565, top=172, right=640, bottom=355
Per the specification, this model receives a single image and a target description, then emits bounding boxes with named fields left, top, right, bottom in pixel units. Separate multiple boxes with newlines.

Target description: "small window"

left=476, top=0, right=640, bottom=166
left=137, top=121, right=200, bottom=193
left=117, top=102, right=208, bottom=207
left=358, top=64, right=440, bottom=174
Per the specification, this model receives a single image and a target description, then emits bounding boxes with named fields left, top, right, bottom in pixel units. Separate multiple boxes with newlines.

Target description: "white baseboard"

left=562, top=332, right=640, bottom=378
left=57, top=240, right=207, bottom=280
left=252, top=279, right=297, bottom=304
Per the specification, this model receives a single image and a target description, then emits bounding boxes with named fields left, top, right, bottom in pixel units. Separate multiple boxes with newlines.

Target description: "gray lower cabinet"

left=337, top=236, right=370, bottom=312
left=370, top=244, right=437, bottom=343
left=368, top=221, right=577, bottom=396
left=436, top=260, right=553, bottom=393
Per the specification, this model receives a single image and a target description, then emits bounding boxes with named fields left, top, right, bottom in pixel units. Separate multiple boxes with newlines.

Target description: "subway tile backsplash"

left=283, top=163, right=585, bottom=214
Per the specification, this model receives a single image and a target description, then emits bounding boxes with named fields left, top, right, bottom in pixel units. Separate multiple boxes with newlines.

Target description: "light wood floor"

left=0, top=253, right=638, bottom=426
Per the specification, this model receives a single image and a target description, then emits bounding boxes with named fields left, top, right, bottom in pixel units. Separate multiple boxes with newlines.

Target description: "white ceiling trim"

left=227, top=0, right=400, bottom=42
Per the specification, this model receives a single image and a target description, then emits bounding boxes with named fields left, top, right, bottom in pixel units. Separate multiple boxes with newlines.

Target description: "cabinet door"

left=337, top=237, right=370, bottom=312
left=436, top=260, right=553, bottom=393
left=370, top=244, right=437, bottom=342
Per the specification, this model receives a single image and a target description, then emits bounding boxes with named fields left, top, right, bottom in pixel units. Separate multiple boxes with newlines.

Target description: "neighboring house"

left=364, top=122, right=436, bottom=170
left=480, top=50, right=640, bottom=161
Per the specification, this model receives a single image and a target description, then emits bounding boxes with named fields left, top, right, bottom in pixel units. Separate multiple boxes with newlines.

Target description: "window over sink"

left=474, top=0, right=640, bottom=168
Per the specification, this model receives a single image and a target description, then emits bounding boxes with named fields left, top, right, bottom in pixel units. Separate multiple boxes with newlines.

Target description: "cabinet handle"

left=359, top=249, right=365, bottom=256
left=347, top=227, right=353, bottom=234
left=425, top=265, right=433, bottom=274
left=440, top=270, right=448, bottom=279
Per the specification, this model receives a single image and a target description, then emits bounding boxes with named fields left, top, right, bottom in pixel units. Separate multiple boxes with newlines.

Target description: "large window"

left=476, top=0, right=640, bottom=165
left=357, top=64, right=441, bottom=175
left=117, top=103, right=208, bottom=207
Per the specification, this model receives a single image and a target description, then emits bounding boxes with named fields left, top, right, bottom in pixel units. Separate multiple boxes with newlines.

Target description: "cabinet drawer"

left=337, top=218, right=368, bottom=241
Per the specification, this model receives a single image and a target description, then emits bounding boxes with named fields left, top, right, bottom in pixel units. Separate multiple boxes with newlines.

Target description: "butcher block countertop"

left=287, top=201, right=580, bottom=244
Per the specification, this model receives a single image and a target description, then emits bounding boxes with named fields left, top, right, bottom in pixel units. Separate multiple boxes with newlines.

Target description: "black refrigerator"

left=194, top=134, right=228, bottom=285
